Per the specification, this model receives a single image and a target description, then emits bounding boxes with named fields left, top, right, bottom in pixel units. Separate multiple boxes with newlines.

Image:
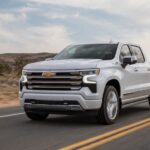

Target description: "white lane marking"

left=0, top=112, right=25, bottom=118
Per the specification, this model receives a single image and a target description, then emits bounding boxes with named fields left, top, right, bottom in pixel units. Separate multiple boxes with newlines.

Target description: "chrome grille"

left=26, top=71, right=83, bottom=91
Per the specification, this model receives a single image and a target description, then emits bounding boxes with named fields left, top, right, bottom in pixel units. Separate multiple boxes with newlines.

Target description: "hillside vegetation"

left=0, top=52, right=56, bottom=107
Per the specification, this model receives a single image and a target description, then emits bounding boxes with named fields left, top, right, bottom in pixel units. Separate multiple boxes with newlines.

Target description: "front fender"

left=97, top=67, right=123, bottom=100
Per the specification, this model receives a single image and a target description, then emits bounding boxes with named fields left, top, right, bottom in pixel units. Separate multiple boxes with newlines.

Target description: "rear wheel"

left=97, top=86, right=120, bottom=125
left=25, top=112, right=48, bottom=121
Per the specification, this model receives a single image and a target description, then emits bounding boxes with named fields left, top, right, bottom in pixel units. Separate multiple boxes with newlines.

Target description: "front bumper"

left=20, top=87, right=102, bottom=112
left=24, top=102, right=84, bottom=113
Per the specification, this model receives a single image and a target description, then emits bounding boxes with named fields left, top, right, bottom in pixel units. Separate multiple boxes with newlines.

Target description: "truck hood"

left=24, top=59, right=103, bottom=71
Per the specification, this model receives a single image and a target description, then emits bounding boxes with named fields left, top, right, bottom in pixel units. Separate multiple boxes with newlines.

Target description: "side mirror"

left=122, top=56, right=137, bottom=67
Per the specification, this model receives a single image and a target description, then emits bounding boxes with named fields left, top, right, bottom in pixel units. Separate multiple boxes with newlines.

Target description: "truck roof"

left=118, top=42, right=141, bottom=47
left=70, top=42, right=141, bottom=47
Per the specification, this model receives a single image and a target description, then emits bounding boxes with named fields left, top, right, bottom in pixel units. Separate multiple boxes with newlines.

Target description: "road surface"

left=0, top=102, right=149, bottom=150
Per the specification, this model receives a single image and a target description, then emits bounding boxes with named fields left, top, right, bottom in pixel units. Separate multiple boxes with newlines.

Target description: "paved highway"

left=0, top=103, right=149, bottom=150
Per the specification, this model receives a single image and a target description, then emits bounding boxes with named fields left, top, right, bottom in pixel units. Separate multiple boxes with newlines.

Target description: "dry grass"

left=0, top=52, right=56, bottom=108
left=0, top=75, right=19, bottom=108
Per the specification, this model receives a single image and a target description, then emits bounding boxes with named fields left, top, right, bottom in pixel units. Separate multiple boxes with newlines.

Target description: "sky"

left=0, top=0, right=150, bottom=58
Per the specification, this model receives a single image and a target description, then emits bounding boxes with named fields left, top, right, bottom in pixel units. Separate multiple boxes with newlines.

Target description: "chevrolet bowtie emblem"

left=42, top=72, right=56, bottom=78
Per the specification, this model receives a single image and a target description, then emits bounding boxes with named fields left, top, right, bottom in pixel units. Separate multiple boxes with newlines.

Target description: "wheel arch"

left=105, top=79, right=122, bottom=109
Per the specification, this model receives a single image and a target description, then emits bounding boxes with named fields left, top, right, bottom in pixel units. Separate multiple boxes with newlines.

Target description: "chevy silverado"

left=19, top=43, right=150, bottom=124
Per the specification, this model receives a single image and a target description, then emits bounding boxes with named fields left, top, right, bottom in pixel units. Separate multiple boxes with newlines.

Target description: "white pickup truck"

left=19, top=43, right=150, bottom=124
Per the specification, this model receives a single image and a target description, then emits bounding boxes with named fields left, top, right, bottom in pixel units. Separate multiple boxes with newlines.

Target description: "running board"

left=122, top=99, right=149, bottom=108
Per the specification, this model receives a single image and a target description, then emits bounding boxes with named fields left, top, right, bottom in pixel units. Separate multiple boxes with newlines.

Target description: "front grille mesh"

left=26, top=71, right=83, bottom=91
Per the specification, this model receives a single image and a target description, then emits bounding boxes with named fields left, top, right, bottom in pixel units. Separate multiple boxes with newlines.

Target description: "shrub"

left=14, top=56, right=29, bottom=76
left=0, top=63, right=12, bottom=75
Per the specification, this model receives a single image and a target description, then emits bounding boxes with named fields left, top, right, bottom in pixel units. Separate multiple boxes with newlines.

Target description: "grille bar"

left=27, top=85, right=81, bottom=90
left=27, top=76, right=82, bottom=80
left=28, top=80, right=82, bottom=85
left=26, top=71, right=83, bottom=91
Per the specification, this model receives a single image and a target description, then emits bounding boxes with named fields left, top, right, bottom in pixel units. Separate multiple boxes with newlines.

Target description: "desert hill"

left=0, top=52, right=56, bottom=65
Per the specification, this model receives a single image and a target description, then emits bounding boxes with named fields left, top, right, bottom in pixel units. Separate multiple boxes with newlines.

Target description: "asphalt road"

left=0, top=102, right=149, bottom=150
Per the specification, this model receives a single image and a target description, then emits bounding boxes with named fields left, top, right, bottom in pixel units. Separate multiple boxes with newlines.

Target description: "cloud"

left=0, top=0, right=150, bottom=60
left=0, top=18, right=72, bottom=53
left=29, top=0, right=150, bottom=25
left=17, top=6, right=39, bottom=13
left=0, top=13, right=15, bottom=23
left=27, top=0, right=113, bottom=10
left=44, top=11, right=80, bottom=20
left=28, top=0, right=149, bottom=13
left=24, top=25, right=72, bottom=52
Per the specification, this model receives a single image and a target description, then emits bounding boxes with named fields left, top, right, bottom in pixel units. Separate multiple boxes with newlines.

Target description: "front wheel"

left=25, top=112, right=49, bottom=121
left=97, top=86, right=120, bottom=125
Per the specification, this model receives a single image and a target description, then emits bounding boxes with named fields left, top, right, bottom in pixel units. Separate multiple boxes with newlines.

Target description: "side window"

left=130, top=46, right=145, bottom=63
left=120, top=45, right=132, bottom=63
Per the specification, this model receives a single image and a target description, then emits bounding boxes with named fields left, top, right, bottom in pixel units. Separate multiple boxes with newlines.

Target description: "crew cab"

left=19, top=43, right=150, bottom=124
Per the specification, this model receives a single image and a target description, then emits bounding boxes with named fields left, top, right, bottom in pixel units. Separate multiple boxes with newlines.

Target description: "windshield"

left=54, top=44, right=118, bottom=60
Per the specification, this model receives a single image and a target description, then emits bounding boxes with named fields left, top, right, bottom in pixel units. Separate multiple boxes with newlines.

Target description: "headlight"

left=22, top=70, right=27, bottom=76
left=82, top=69, right=100, bottom=84
left=21, top=71, right=28, bottom=83
left=80, top=69, right=100, bottom=76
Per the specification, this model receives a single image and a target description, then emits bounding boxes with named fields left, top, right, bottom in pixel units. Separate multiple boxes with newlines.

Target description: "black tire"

left=25, top=112, right=48, bottom=121
left=97, top=86, right=120, bottom=125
